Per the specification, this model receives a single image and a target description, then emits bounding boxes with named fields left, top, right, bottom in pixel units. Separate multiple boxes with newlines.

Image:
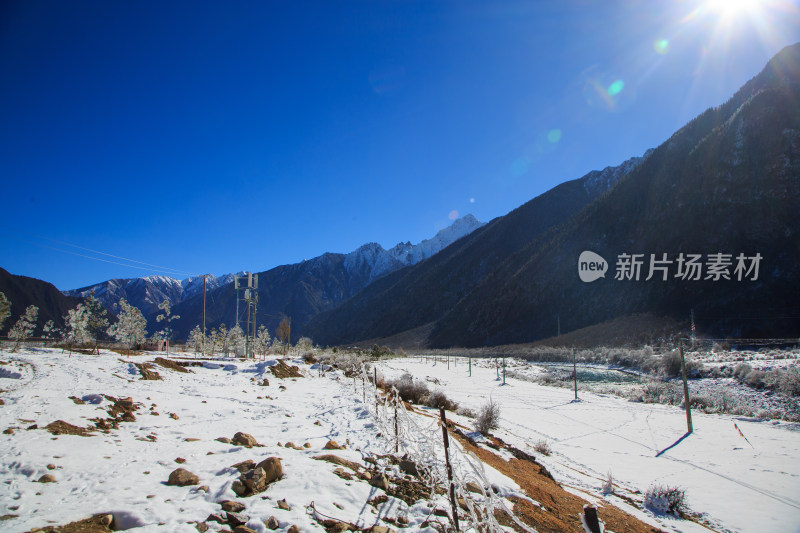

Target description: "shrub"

left=660, top=350, right=683, bottom=377
left=426, top=389, right=458, bottom=411
left=779, top=366, right=800, bottom=396
left=475, top=400, right=501, bottom=435
left=393, top=373, right=429, bottom=404
left=644, top=484, right=687, bottom=515
left=457, top=406, right=477, bottom=418
left=533, top=439, right=552, bottom=456
left=601, top=472, right=614, bottom=495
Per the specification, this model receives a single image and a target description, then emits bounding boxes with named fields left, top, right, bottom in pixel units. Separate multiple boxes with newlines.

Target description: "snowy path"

left=378, top=357, right=800, bottom=533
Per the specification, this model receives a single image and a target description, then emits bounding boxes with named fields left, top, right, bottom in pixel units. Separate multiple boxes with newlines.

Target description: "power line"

left=0, top=226, right=197, bottom=278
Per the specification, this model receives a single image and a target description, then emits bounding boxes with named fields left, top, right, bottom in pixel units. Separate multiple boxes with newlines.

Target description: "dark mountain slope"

left=0, top=267, right=82, bottom=335
left=428, top=43, right=800, bottom=347
left=303, top=153, right=650, bottom=345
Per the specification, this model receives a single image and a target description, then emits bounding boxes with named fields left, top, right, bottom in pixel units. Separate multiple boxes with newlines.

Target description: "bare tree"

left=276, top=316, right=291, bottom=356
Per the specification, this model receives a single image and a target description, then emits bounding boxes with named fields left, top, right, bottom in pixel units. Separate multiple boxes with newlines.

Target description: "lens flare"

left=547, top=129, right=562, bottom=143
left=654, top=39, right=670, bottom=54
left=448, top=210, right=459, bottom=221
left=607, top=80, right=625, bottom=96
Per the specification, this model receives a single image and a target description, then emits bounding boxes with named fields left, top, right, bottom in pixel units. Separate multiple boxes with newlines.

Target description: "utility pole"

left=202, top=274, right=207, bottom=357
left=679, top=339, right=693, bottom=433
left=572, top=348, right=577, bottom=400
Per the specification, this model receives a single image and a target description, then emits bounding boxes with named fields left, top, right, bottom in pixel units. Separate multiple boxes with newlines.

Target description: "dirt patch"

left=133, top=362, right=162, bottom=380
left=24, top=513, right=113, bottom=533
left=270, top=360, right=303, bottom=379
left=68, top=396, right=86, bottom=405
left=151, top=357, right=192, bottom=373
left=449, top=429, right=662, bottom=533
left=44, top=420, right=94, bottom=437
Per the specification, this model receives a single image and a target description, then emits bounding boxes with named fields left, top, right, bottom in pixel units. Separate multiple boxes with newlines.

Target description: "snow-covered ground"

left=376, top=357, right=800, bottom=533
left=1, top=348, right=527, bottom=533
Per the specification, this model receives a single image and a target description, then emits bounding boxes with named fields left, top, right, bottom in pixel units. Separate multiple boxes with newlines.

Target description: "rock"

left=195, top=522, right=209, bottom=532
left=259, top=378, right=269, bottom=386
left=170, top=413, right=179, bottom=420
left=241, top=467, right=268, bottom=495
left=303, top=442, right=311, bottom=448
left=46, top=464, right=56, bottom=470
left=368, top=526, right=396, bottom=533
left=216, top=437, right=233, bottom=444
left=324, top=439, right=344, bottom=450
left=3, top=428, right=14, bottom=435
left=369, top=472, right=390, bottom=492
left=327, top=521, right=353, bottom=532
left=314, top=420, right=321, bottom=426
left=27, top=424, right=38, bottom=430
left=231, top=480, right=247, bottom=497
left=197, top=485, right=210, bottom=493
left=166, top=468, right=200, bottom=486
left=226, top=511, right=249, bottom=527
left=287, top=525, right=300, bottom=533
left=277, top=498, right=291, bottom=511
left=121, top=411, right=136, bottom=422
left=313, top=454, right=361, bottom=472
left=231, top=460, right=255, bottom=473
left=399, top=456, right=419, bottom=477
left=255, top=457, right=283, bottom=484
left=466, top=481, right=483, bottom=494
left=232, top=432, right=258, bottom=448
left=220, top=500, right=246, bottom=513
left=206, top=512, right=227, bottom=524
left=284, top=441, right=295, bottom=448
left=37, top=474, right=56, bottom=483
left=175, top=457, right=186, bottom=464
left=265, top=515, right=280, bottom=529
left=98, top=514, right=114, bottom=527
left=233, top=526, right=258, bottom=533
left=397, top=516, right=408, bottom=525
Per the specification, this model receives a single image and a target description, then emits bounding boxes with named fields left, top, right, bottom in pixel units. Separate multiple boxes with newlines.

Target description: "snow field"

left=1, top=349, right=521, bottom=532
left=376, top=356, right=800, bottom=533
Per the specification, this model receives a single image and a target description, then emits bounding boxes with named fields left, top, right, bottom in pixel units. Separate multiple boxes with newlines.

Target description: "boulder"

left=255, top=457, right=283, bottom=484
left=226, top=511, right=249, bottom=527
left=231, top=459, right=255, bottom=473
left=220, top=500, right=246, bottom=513
left=241, top=467, right=268, bottom=494
left=369, top=472, right=390, bottom=492
left=324, top=440, right=344, bottom=450
left=232, top=432, right=258, bottom=448
left=37, top=474, right=56, bottom=483
left=167, top=468, right=200, bottom=486
left=265, top=516, right=280, bottom=529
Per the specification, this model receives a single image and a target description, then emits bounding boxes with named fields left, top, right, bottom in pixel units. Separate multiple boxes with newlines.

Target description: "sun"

left=705, top=0, right=767, bottom=19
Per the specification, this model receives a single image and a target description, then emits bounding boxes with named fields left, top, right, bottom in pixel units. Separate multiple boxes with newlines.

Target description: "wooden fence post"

left=439, top=407, right=460, bottom=532
left=394, top=399, right=399, bottom=453
left=582, top=505, right=601, bottom=533
left=679, top=339, right=693, bottom=433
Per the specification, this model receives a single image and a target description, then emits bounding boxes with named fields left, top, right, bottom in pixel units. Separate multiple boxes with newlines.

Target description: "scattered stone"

left=287, top=525, right=300, bottom=533
left=98, top=514, right=113, bottom=527
left=303, top=442, right=311, bottom=448
left=167, top=468, right=200, bottom=486
left=3, top=428, right=13, bottom=435
left=170, top=413, right=179, bottom=420
left=277, top=499, right=291, bottom=511
left=231, top=480, right=247, bottom=497
left=206, top=512, right=227, bottom=524
left=197, top=485, right=210, bottom=493
left=259, top=378, right=269, bottom=386
left=225, top=511, right=249, bottom=527
left=220, top=501, right=246, bottom=513
left=121, top=412, right=136, bottom=422
left=195, top=522, right=210, bottom=532
left=37, top=474, right=56, bottom=483
left=185, top=437, right=201, bottom=442
left=216, top=437, right=233, bottom=444
left=270, top=359, right=304, bottom=379
left=367, top=526, right=396, bottom=533
left=324, top=440, right=344, bottom=450
left=231, top=460, right=255, bottom=473
left=234, top=526, right=258, bottom=533
left=68, top=396, right=86, bottom=405
left=265, top=516, right=280, bottom=529
left=397, top=516, right=409, bottom=525
left=47, top=464, right=56, bottom=470
left=255, top=457, right=283, bottom=484
left=399, top=456, right=420, bottom=477
left=369, top=472, right=390, bottom=492
left=232, top=432, right=258, bottom=448
left=175, top=457, right=186, bottom=464
left=314, top=420, right=322, bottom=426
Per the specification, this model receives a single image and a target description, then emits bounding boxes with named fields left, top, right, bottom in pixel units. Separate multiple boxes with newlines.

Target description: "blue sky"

left=2, top=1, right=798, bottom=290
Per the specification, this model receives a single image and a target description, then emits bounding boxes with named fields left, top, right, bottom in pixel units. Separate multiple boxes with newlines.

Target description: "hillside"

left=0, top=267, right=82, bottom=335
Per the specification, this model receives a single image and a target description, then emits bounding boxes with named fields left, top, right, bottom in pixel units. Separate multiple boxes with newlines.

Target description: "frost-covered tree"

left=65, top=304, right=91, bottom=346
left=85, top=292, right=109, bottom=354
left=107, top=299, right=147, bottom=349
left=228, top=324, right=246, bottom=357
left=217, top=323, right=229, bottom=356
left=255, top=325, right=271, bottom=357
left=188, top=325, right=205, bottom=355
left=0, top=292, right=10, bottom=332
left=42, top=320, right=62, bottom=345
left=9, top=305, right=38, bottom=352
left=207, top=327, right=219, bottom=357
left=156, top=300, right=180, bottom=354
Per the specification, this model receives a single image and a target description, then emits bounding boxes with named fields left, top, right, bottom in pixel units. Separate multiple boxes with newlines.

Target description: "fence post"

left=374, top=367, right=379, bottom=415
left=439, top=407, right=460, bottom=532
left=582, top=505, right=601, bottom=533
left=469, top=354, right=471, bottom=377
left=573, top=348, right=578, bottom=400
left=502, top=356, right=506, bottom=385
left=394, top=398, right=399, bottom=453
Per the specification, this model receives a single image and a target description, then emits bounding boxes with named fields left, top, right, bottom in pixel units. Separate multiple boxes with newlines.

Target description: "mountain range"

left=3, top=44, right=798, bottom=348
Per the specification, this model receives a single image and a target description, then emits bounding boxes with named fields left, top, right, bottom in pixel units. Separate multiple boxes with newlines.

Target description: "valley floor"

left=376, top=357, right=800, bottom=533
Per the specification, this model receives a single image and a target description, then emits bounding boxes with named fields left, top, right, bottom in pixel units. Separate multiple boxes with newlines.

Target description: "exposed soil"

left=152, top=357, right=192, bottom=373
left=270, top=360, right=304, bottom=379
left=24, top=514, right=113, bottom=533
left=132, top=362, right=162, bottom=381
left=44, top=421, right=94, bottom=437
left=449, top=428, right=663, bottom=533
